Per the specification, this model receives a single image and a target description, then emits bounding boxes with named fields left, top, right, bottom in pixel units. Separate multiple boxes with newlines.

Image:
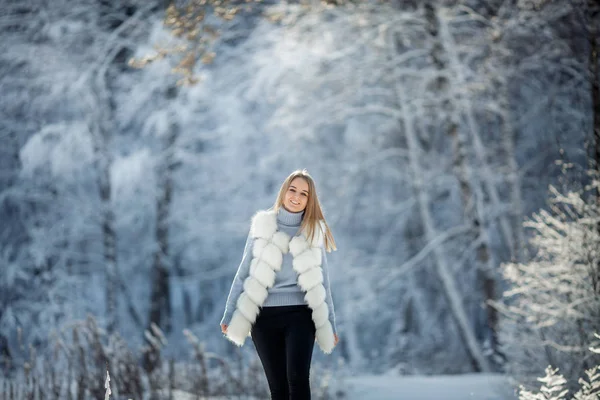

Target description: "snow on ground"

left=344, top=373, right=518, bottom=400
left=171, top=373, right=518, bottom=399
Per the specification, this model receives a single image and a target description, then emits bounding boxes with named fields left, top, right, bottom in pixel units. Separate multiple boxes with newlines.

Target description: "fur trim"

left=227, top=311, right=252, bottom=346
left=251, top=260, right=277, bottom=288
left=237, top=292, right=259, bottom=323
left=312, top=302, right=329, bottom=328
left=292, top=247, right=321, bottom=274
left=225, top=210, right=335, bottom=354
left=253, top=238, right=284, bottom=271
left=252, top=238, right=268, bottom=256
left=297, top=267, right=323, bottom=291
left=315, top=321, right=335, bottom=354
left=261, top=242, right=285, bottom=270
left=305, top=284, right=326, bottom=309
left=289, top=235, right=310, bottom=256
left=251, top=210, right=277, bottom=239
left=243, top=276, right=268, bottom=305
left=290, top=220, right=325, bottom=250
left=272, top=231, right=290, bottom=254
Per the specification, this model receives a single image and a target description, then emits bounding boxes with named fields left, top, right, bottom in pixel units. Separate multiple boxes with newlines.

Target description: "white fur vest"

left=224, top=210, right=335, bottom=354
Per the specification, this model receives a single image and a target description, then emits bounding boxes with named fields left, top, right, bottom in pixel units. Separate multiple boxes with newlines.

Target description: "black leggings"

left=251, top=304, right=316, bottom=400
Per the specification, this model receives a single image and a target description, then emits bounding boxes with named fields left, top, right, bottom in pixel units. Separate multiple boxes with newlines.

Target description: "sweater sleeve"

left=321, top=245, right=338, bottom=337
left=220, top=231, right=254, bottom=327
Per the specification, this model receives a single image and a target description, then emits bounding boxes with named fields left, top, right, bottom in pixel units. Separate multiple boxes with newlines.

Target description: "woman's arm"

left=321, top=245, right=337, bottom=337
left=220, top=231, right=254, bottom=327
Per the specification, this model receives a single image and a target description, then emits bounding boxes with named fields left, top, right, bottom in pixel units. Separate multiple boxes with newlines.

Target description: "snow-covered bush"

left=0, top=314, right=343, bottom=400
left=518, top=334, right=600, bottom=400
left=495, top=175, right=600, bottom=389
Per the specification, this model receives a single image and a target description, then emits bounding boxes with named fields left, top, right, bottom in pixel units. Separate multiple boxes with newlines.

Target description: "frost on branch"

left=129, top=0, right=262, bottom=86
left=496, top=177, right=600, bottom=389
left=104, top=368, right=111, bottom=400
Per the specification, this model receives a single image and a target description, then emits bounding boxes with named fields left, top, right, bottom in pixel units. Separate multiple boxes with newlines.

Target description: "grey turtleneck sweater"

left=220, top=207, right=337, bottom=336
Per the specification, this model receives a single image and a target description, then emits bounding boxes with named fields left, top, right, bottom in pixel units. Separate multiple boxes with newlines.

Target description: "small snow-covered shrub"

left=495, top=175, right=600, bottom=390
left=0, top=314, right=343, bottom=399
left=518, top=335, right=600, bottom=400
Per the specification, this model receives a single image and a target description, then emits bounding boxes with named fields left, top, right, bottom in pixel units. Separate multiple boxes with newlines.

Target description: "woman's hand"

left=334, top=334, right=339, bottom=346
left=221, top=324, right=228, bottom=334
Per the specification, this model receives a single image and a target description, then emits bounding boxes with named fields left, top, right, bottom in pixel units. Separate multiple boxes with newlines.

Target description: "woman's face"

left=283, top=177, right=309, bottom=213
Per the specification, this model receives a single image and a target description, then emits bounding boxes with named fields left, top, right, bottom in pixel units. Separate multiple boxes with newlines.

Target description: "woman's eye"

left=301, top=193, right=307, bottom=197
left=290, top=189, right=296, bottom=192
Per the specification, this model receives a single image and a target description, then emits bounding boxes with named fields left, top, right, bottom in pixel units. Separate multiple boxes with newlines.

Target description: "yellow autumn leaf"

left=201, top=52, right=216, bottom=64
left=179, top=53, right=196, bottom=69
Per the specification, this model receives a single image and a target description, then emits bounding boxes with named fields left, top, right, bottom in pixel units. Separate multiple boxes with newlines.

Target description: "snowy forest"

left=1, top=0, right=599, bottom=399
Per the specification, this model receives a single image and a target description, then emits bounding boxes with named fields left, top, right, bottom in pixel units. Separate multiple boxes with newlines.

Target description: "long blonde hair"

left=272, top=169, right=337, bottom=252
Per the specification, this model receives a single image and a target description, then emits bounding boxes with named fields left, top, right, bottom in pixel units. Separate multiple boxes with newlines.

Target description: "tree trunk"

left=88, top=78, right=118, bottom=334
left=587, top=1, right=600, bottom=374
left=588, top=0, right=600, bottom=178
left=173, top=254, right=194, bottom=326
left=88, top=4, right=154, bottom=334
left=499, top=91, right=526, bottom=263
left=148, top=111, right=178, bottom=334
left=101, top=162, right=118, bottom=334
left=450, top=123, right=500, bottom=365
left=86, top=2, right=160, bottom=335
left=426, top=2, right=499, bottom=369
left=340, top=283, right=365, bottom=370
left=435, top=7, right=516, bottom=261
left=388, top=25, right=491, bottom=372
left=489, top=0, right=527, bottom=266
left=400, top=103, right=491, bottom=372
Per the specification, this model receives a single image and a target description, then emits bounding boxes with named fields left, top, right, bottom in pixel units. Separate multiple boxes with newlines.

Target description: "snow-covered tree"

left=129, top=0, right=264, bottom=85
left=495, top=176, right=600, bottom=388
left=237, top=0, right=519, bottom=372
left=0, top=0, right=593, bottom=381
left=517, top=335, right=600, bottom=399
left=0, top=0, right=158, bottom=358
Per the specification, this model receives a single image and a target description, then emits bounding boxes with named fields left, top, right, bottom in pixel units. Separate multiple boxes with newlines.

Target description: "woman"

left=220, top=169, right=339, bottom=400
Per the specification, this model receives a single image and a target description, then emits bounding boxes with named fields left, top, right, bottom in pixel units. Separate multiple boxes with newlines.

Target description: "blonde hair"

left=272, top=169, right=337, bottom=252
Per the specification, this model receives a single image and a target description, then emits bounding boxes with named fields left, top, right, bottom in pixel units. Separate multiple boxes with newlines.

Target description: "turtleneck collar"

left=277, top=206, right=304, bottom=226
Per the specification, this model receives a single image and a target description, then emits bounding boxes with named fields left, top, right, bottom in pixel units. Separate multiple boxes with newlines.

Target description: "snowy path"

left=343, top=373, right=518, bottom=400
left=170, top=373, right=518, bottom=400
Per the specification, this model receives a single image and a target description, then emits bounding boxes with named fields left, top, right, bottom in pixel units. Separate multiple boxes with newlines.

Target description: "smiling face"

left=283, top=177, right=309, bottom=213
